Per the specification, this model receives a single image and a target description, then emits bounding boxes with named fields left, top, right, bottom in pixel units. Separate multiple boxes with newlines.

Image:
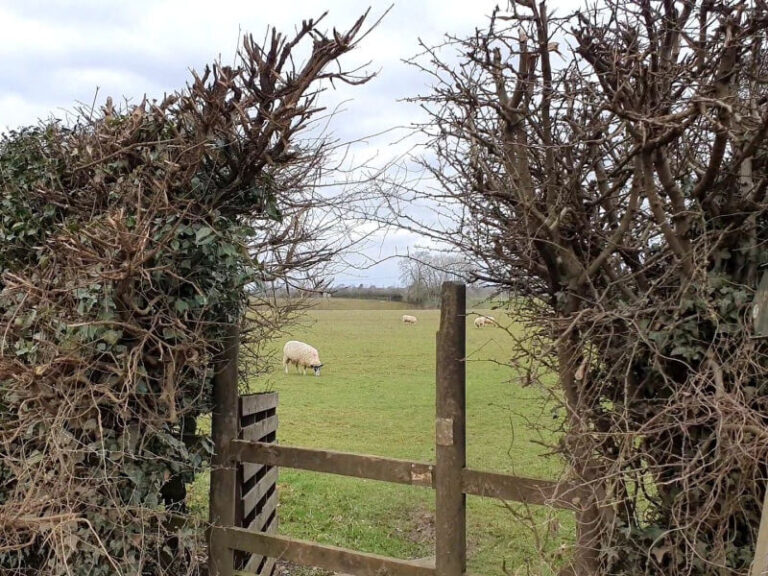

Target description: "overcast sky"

left=0, top=1, right=578, bottom=286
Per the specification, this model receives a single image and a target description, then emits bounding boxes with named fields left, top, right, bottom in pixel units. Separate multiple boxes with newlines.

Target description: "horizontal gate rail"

left=229, top=439, right=584, bottom=510
left=461, top=469, right=583, bottom=510
left=212, top=527, right=436, bottom=576
left=229, top=439, right=435, bottom=487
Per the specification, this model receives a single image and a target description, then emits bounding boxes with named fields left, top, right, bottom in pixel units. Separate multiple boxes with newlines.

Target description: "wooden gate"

left=235, top=392, right=279, bottom=574
left=208, top=282, right=584, bottom=576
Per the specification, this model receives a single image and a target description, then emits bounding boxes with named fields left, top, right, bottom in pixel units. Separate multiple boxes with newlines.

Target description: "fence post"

left=209, top=324, right=239, bottom=576
left=435, top=282, right=466, bottom=576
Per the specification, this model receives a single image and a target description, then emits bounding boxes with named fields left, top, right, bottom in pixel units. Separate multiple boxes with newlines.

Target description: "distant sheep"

left=282, top=340, right=323, bottom=376
left=473, top=315, right=496, bottom=328
left=401, top=314, right=417, bottom=325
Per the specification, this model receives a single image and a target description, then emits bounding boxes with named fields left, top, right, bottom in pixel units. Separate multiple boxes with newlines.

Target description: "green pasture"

left=305, top=297, right=412, bottom=311
left=191, top=299, right=572, bottom=575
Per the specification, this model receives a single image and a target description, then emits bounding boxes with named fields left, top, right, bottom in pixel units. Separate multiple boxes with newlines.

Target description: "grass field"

left=191, top=298, right=571, bottom=575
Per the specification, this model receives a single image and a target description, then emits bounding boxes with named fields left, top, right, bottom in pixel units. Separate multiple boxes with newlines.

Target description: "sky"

left=0, top=0, right=578, bottom=286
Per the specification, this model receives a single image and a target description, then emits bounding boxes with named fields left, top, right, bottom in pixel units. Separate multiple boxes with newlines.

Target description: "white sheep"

left=401, top=314, right=417, bottom=325
left=474, top=315, right=496, bottom=328
left=282, top=341, right=323, bottom=376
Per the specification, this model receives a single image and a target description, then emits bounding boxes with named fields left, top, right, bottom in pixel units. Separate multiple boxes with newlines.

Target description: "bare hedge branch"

left=0, top=13, right=375, bottom=575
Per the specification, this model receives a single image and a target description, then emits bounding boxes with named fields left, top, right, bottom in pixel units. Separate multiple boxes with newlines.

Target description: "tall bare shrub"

left=386, top=1, right=768, bottom=573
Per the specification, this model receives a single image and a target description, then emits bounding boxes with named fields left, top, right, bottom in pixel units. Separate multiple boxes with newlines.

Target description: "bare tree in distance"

left=380, top=1, right=768, bottom=574
left=398, top=249, right=469, bottom=305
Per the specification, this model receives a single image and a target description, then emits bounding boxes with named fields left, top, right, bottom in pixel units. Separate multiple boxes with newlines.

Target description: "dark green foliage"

left=0, top=102, right=263, bottom=576
left=0, top=13, right=372, bottom=573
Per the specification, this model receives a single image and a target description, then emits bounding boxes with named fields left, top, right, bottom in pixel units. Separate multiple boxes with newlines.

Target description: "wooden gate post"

left=209, top=325, right=240, bottom=576
left=435, top=282, right=466, bottom=576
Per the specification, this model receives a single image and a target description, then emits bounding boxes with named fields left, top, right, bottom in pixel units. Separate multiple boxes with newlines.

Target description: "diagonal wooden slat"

left=242, top=508, right=278, bottom=575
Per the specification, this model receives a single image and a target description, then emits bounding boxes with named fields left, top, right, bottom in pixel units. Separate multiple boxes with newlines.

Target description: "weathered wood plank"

left=240, top=398, right=276, bottom=484
left=233, top=440, right=583, bottom=507
left=242, top=466, right=278, bottom=520
left=241, top=555, right=260, bottom=574
left=435, top=282, right=466, bottom=576
left=241, top=424, right=273, bottom=484
left=240, top=393, right=278, bottom=417
left=244, top=484, right=278, bottom=530
left=241, top=416, right=278, bottom=443
left=209, top=325, right=240, bottom=576
left=242, top=462, right=266, bottom=488
left=243, top=512, right=278, bottom=574
left=462, top=469, right=585, bottom=510
left=214, top=527, right=436, bottom=576
left=230, top=440, right=435, bottom=487
left=259, top=556, right=277, bottom=576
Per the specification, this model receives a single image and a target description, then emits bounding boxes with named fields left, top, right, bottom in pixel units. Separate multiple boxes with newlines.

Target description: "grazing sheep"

left=473, top=315, right=496, bottom=328
left=282, top=340, right=323, bottom=376
left=401, top=314, right=417, bottom=325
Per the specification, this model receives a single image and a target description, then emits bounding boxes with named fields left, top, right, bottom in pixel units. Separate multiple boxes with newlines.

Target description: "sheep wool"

left=474, top=315, right=496, bottom=328
left=283, top=340, right=323, bottom=376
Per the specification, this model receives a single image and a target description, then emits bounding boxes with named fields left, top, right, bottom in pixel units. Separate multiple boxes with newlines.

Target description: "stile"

left=435, top=282, right=466, bottom=576
left=230, top=439, right=589, bottom=510
left=211, top=282, right=588, bottom=576
left=209, top=325, right=240, bottom=576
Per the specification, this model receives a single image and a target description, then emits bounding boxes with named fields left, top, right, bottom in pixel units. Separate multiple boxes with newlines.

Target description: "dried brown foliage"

left=386, top=1, right=768, bottom=573
left=0, top=12, right=375, bottom=575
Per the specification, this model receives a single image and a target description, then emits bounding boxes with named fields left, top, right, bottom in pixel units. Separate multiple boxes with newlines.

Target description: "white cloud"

left=0, top=0, right=581, bottom=285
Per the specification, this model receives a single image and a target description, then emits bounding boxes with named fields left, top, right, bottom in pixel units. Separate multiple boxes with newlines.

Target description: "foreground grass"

left=191, top=299, right=572, bottom=575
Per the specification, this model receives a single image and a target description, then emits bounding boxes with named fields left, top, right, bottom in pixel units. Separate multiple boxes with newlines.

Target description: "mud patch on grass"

left=406, top=507, right=435, bottom=546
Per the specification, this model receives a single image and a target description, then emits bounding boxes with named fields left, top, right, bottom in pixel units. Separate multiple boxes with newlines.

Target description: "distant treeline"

left=322, top=285, right=499, bottom=307
left=331, top=285, right=405, bottom=301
